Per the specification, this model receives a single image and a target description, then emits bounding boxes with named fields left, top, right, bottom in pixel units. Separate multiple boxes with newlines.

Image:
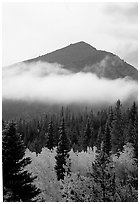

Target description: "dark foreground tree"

left=91, top=146, right=116, bottom=202
left=55, top=116, right=70, bottom=181
left=91, top=142, right=138, bottom=202
left=2, top=121, right=40, bottom=202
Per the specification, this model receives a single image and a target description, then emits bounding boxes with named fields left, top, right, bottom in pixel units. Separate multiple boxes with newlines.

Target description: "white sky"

left=2, top=2, right=138, bottom=68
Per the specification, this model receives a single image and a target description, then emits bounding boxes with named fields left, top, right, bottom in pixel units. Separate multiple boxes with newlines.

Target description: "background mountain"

left=3, top=41, right=138, bottom=120
left=26, top=41, right=138, bottom=80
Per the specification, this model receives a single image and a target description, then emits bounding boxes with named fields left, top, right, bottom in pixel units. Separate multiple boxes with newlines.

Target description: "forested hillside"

left=2, top=100, right=138, bottom=201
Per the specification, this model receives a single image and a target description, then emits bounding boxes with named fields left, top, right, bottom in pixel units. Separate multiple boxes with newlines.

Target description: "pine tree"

left=102, top=120, right=112, bottom=156
left=46, top=119, right=54, bottom=150
left=129, top=102, right=137, bottom=123
left=83, top=119, right=91, bottom=151
left=55, top=115, right=70, bottom=181
left=53, top=117, right=59, bottom=147
left=96, top=126, right=104, bottom=150
left=2, top=120, right=5, bottom=129
left=111, top=100, right=124, bottom=153
left=128, top=102, right=138, bottom=159
left=2, top=121, right=40, bottom=202
left=133, top=118, right=138, bottom=159
left=108, top=106, right=114, bottom=128
left=123, top=107, right=131, bottom=144
left=91, top=149, right=116, bottom=201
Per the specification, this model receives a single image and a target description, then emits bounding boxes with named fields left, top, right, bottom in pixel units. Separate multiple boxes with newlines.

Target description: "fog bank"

left=2, top=62, right=138, bottom=105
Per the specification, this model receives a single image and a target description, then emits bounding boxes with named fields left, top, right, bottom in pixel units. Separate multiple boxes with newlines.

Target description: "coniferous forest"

left=2, top=2, right=138, bottom=202
left=2, top=100, right=138, bottom=202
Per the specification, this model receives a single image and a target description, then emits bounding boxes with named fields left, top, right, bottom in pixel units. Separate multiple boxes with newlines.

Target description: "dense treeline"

left=10, top=100, right=138, bottom=158
left=2, top=100, right=138, bottom=201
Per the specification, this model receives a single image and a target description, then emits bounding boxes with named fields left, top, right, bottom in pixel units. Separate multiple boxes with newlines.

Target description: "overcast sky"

left=2, top=2, right=138, bottom=68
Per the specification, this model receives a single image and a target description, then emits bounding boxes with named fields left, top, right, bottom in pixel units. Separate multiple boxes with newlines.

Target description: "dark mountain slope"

left=26, top=41, right=138, bottom=80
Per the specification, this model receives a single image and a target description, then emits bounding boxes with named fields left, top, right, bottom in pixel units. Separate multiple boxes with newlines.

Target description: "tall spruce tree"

left=46, top=119, right=54, bottom=150
left=55, top=115, right=70, bottom=181
left=2, top=121, right=40, bottom=202
left=91, top=148, right=116, bottom=201
left=111, top=100, right=124, bottom=153
left=96, top=126, right=104, bottom=150
left=102, top=107, right=113, bottom=155
left=102, top=120, right=112, bottom=156
left=108, top=106, right=114, bottom=128
left=83, top=119, right=91, bottom=151
left=128, top=102, right=138, bottom=159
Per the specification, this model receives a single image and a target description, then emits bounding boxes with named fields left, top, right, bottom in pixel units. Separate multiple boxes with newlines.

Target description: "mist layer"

left=2, top=62, right=138, bottom=105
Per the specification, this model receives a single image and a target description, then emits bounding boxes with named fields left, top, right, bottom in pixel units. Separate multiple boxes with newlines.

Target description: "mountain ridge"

left=18, top=41, right=137, bottom=80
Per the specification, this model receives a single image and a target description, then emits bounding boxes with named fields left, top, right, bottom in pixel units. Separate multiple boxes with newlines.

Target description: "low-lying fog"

left=2, top=61, right=138, bottom=106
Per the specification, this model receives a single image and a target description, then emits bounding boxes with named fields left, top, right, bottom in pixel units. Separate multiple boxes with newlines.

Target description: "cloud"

left=122, top=43, right=138, bottom=68
left=2, top=62, right=138, bottom=105
left=124, top=49, right=138, bottom=69
left=104, top=3, right=138, bottom=23
left=99, top=3, right=138, bottom=68
left=114, top=42, right=138, bottom=68
left=3, top=61, right=71, bottom=78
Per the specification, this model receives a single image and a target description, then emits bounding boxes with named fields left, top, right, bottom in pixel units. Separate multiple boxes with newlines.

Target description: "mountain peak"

left=26, top=41, right=137, bottom=80
left=69, top=41, right=93, bottom=46
left=68, top=41, right=96, bottom=50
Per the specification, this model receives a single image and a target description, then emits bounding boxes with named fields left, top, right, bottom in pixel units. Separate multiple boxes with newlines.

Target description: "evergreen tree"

left=102, top=120, right=112, bottom=156
left=53, top=117, right=59, bottom=147
left=108, top=106, right=114, bottom=128
left=46, top=119, right=54, bottom=150
left=83, top=119, right=91, bottom=151
left=111, top=100, right=124, bottom=153
left=133, top=118, right=138, bottom=159
left=129, top=102, right=137, bottom=123
left=128, top=102, right=138, bottom=159
left=55, top=115, right=70, bottom=181
left=89, top=127, right=96, bottom=148
left=2, top=120, right=5, bottom=129
left=2, top=121, right=40, bottom=201
left=96, top=126, right=104, bottom=150
left=42, top=114, right=48, bottom=133
left=122, top=103, right=138, bottom=159
left=123, top=107, right=131, bottom=144
left=91, top=149, right=116, bottom=201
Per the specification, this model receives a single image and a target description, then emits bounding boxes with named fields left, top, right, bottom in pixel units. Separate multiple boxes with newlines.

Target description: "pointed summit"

left=68, top=41, right=96, bottom=50
left=26, top=41, right=103, bottom=72
left=26, top=41, right=137, bottom=80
